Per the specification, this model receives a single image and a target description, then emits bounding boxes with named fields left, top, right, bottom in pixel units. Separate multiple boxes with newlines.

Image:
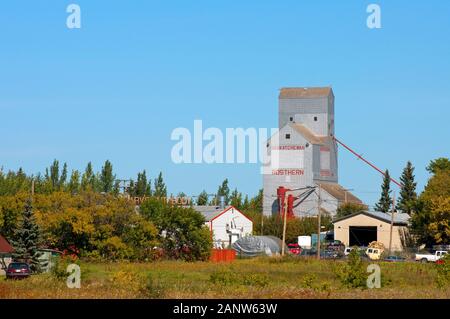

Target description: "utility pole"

left=261, top=213, right=264, bottom=236
left=388, top=192, right=396, bottom=256
left=281, top=194, right=288, bottom=256
left=317, top=184, right=321, bottom=260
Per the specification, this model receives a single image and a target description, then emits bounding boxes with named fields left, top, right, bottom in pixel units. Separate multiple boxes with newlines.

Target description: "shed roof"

left=0, top=235, right=14, bottom=253
left=279, top=87, right=332, bottom=99
left=333, top=211, right=410, bottom=225
left=318, top=182, right=363, bottom=204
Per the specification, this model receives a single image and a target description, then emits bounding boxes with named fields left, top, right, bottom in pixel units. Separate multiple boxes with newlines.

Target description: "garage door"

left=349, top=226, right=377, bottom=247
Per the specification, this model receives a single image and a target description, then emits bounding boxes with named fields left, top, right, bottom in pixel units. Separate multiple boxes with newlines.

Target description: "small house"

left=193, top=205, right=253, bottom=248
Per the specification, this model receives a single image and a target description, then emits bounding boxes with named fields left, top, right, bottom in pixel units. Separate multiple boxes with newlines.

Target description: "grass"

left=0, top=257, right=449, bottom=299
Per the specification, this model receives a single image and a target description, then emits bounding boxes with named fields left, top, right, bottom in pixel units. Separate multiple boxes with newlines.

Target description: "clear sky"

left=0, top=1, right=449, bottom=206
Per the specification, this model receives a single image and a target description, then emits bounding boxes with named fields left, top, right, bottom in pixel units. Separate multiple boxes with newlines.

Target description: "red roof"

left=0, top=235, right=14, bottom=253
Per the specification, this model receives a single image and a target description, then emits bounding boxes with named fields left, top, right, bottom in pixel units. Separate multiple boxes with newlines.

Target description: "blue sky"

left=0, top=1, right=449, bottom=206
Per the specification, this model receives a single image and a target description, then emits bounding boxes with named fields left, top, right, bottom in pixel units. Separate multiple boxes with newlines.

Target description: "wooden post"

left=388, top=192, right=396, bottom=256
left=317, top=185, right=321, bottom=260
left=281, top=193, right=289, bottom=256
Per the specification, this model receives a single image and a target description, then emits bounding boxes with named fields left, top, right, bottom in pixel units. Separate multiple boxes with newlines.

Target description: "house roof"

left=0, top=235, right=14, bottom=254
left=193, top=205, right=253, bottom=223
left=290, top=123, right=328, bottom=145
left=279, top=87, right=333, bottom=99
left=193, top=205, right=225, bottom=221
left=333, top=211, right=410, bottom=225
left=318, top=182, right=363, bottom=204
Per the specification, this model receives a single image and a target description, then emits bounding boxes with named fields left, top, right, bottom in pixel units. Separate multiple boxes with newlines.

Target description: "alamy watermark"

left=367, top=4, right=382, bottom=29
left=170, top=120, right=292, bottom=175
left=66, top=264, right=81, bottom=289
left=367, top=264, right=381, bottom=289
left=66, top=4, right=81, bottom=29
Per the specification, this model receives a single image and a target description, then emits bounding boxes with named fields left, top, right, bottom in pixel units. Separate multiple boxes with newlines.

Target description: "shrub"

left=242, top=273, right=269, bottom=287
left=301, top=274, right=317, bottom=289
left=98, top=236, right=133, bottom=260
left=335, top=249, right=367, bottom=289
left=140, top=274, right=167, bottom=298
left=209, top=269, right=239, bottom=286
left=435, top=253, right=450, bottom=289
left=51, top=256, right=79, bottom=280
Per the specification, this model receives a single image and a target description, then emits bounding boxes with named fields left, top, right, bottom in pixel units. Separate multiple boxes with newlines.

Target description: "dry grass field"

left=0, top=257, right=449, bottom=299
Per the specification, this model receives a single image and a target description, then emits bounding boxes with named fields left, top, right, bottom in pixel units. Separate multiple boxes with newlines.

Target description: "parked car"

left=415, top=250, right=448, bottom=263
left=288, top=243, right=302, bottom=255
left=6, top=262, right=31, bottom=279
left=325, top=241, right=345, bottom=252
left=384, top=255, right=406, bottom=262
left=366, top=247, right=383, bottom=261
left=344, top=247, right=353, bottom=256
left=299, top=249, right=316, bottom=257
left=321, top=250, right=340, bottom=259
left=344, top=246, right=365, bottom=256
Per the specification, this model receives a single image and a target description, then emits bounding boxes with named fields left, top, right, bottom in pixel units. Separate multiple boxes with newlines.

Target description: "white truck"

left=415, top=250, right=448, bottom=263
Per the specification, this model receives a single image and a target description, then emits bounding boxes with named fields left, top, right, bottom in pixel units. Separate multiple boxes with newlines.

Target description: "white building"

left=263, top=87, right=362, bottom=217
left=193, top=206, right=253, bottom=248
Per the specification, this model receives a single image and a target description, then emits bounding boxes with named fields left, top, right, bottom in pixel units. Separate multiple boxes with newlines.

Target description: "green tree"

left=242, top=195, right=250, bottom=211
left=68, top=170, right=80, bottom=194
left=230, top=188, right=242, bottom=209
left=153, top=172, right=167, bottom=198
left=81, top=162, right=95, bottom=191
left=336, top=202, right=367, bottom=218
left=49, top=159, right=60, bottom=190
left=60, top=163, right=68, bottom=190
left=426, top=157, right=450, bottom=175
left=11, top=200, right=45, bottom=273
left=216, top=179, right=230, bottom=205
left=140, top=198, right=212, bottom=261
left=411, top=158, right=450, bottom=246
left=375, top=170, right=392, bottom=213
left=411, top=165, right=450, bottom=246
left=100, top=160, right=115, bottom=193
left=396, top=161, right=417, bottom=215
left=249, top=189, right=263, bottom=213
left=196, top=190, right=209, bottom=205
left=136, top=170, right=151, bottom=196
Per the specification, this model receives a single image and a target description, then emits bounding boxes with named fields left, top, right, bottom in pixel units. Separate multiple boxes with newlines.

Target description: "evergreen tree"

left=249, top=189, right=263, bottom=212
left=396, top=161, right=417, bottom=215
left=375, top=170, right=392, bottom=213
left=426, top=157, right=450, bottom=174
left=128, top=179, right=136, bottom=196
left=242, top=195, right=250, bottom=211
left=100, top=160, right=115, bottom=193
left=60, top=163, right=68, bottom=190
left=196, top=190, right=209, bottom=205
left=136, top=170, right=151, bottom=196
left=230, top=188, right=242, bottom=209
left=68, top=170, right=80, bottom=194
left=153, top=172, right=167, bottom=198
left=11, top=201, right=45, bottom=273
left=216, top=179, right=230, bottom=205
